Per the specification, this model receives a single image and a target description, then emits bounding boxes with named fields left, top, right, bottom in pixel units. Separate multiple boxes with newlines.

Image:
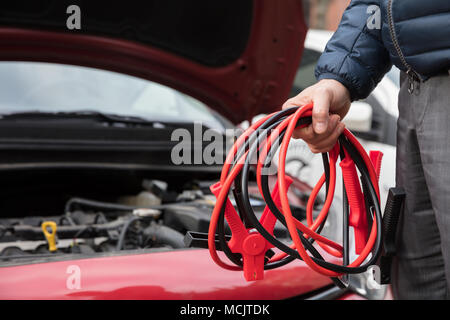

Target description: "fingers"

left=308, top=122, right=345, bottom=154
left=293, top=121, right=314, bottom=139
left=312, top=88, right=332, bottom=134
left=295, top=114, right=339, bottom=141
left=294, top=114, right=344, bottom=153
left=282, top=79, right=351, bottom=153
left=282, top=86, right=333, bottom=135
left=282, top=96, right=311, bottom=110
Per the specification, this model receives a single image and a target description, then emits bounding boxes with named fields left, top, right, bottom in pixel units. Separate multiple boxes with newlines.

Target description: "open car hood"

left=0, top=0, right=307, bottom=124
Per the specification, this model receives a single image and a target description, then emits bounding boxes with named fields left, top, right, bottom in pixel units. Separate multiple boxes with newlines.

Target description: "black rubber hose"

left=143, top=223, right=185, bottom=249
left=237, top=123, right=345, bottom=287
left=237, top=119, right=383, bottom=273
left=215, top=115, right=286, bottom=267
left=259, top=129, right=330, bottom=246
left=116, top=216, right=141, bottom=251
left=214, top=108, right=382, bottom=274
left=216, top=111, right=330, bottom=270
left=256, top=138, right=348, bottom=288
left=229, top=107, right=297, bottom=174
left=216, top=116, right=296, bottom=269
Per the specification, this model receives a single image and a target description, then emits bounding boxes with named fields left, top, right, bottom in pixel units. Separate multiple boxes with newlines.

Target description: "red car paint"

left=1, top=249, right=335, bottom=300
left=0, top=1, right=367, bottom=300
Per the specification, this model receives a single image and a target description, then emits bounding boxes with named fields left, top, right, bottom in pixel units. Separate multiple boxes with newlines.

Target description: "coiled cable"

left=207, top=104, right=382, bottom=283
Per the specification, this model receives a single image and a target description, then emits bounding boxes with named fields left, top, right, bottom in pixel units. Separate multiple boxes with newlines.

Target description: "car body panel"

left=0, top=249, right=334, bottom=300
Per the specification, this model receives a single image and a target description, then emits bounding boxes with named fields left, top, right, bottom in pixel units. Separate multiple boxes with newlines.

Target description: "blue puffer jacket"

left=315, top=0, right=450, bottom=100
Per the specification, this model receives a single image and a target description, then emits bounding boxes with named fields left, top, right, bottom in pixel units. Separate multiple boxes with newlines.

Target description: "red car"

left=0, top=0, right=387, bottom=300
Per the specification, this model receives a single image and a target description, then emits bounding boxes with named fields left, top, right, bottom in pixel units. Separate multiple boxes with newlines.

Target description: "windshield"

left=0, top=61, right=225, bottom=129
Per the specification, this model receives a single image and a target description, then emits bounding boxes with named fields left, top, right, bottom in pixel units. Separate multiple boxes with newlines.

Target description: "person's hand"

left=282, top=79, right=351, bottom=153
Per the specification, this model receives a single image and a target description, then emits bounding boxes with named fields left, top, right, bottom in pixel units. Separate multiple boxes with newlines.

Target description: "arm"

left=315, top=0, right=391, bottom=101
left=283, top=0, right=391, bottom=153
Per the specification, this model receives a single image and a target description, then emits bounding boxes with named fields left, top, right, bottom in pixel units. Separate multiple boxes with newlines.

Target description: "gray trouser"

left=392, top=71, right=450, bottom=299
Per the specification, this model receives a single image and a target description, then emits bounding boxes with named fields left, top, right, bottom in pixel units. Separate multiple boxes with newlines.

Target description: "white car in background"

left=284, top=29, right=400, bottom=209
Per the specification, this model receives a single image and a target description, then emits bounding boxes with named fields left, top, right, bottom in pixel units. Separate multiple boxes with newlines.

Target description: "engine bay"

left=0, top=168, right=315, bottom=265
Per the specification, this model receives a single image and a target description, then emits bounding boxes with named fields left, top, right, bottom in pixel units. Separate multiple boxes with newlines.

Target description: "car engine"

left=0, top=179, right=211, bottom=259
left=0, top=173, right=317, bottom=265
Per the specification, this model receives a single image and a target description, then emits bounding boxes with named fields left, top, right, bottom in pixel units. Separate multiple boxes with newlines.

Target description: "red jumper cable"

left=182, top=103, right=403, bottom=285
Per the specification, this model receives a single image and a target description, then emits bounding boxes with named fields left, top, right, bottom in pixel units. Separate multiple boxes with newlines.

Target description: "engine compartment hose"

left=143, top=223, right=186, bottom=249
left=207, top=103, right=383, bottom=282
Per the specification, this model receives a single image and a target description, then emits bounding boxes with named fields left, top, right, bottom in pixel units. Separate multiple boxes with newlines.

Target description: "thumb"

left=312, top=89, right=332, bottom=134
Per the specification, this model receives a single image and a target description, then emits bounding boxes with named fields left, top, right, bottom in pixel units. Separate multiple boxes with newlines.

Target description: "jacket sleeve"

left=315, top=0, right=392, bottom=101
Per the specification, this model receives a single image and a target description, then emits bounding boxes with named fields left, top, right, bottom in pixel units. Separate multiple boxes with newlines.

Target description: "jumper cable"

left=185, top=103, right=404, bottom=285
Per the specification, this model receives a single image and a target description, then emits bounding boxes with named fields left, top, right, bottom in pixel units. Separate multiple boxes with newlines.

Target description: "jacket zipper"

left=387, top=0, right=421, bottom=94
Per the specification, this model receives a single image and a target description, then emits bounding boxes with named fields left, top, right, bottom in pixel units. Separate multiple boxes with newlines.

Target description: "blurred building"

left=306, top=0, right=350, bottom=31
